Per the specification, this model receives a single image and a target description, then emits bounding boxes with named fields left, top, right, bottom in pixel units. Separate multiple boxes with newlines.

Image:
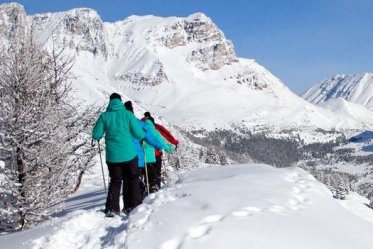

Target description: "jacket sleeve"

left=145, top=120, right=174, bottom=153
left=143, top=125, right=164, bottom=150
left=92, top=114, right=105, bottom=141
left=155, top=123, right=179, bottom=145
left=153, top=129, right=174, bottom=153
left=128, top=112, right=146, bottom=140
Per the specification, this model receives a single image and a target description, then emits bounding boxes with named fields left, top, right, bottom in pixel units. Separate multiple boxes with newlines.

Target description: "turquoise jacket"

left=133, top=119, right=164, bottom=167
left=143, top=119, right=168, bottom=163
left=92, top=99, right=145, bottom=163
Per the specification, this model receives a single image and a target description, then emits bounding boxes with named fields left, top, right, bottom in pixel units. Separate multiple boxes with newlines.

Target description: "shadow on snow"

left=100, top=219, right=128, bottom=248
left=53, top=189, right=106, bottom=217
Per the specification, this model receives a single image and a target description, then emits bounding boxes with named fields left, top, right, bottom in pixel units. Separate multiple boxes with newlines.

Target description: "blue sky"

left=2, top=0, right=372, bottom=94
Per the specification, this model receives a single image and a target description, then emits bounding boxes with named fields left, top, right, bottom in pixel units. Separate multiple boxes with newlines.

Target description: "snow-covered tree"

left=0, top=30, right=99, bottom=231
left=368, top=192, right=373, bottom=210
left=309, top=168, right=357, bottom=200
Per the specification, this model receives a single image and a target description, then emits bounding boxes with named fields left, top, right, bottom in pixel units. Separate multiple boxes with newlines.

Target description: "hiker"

left=92, top=93, right=145, bottom=217
left=141, top=112, right=178, bottom=193
left=143, top=112, right=179, bottom=190
left=124, top=101, right=173, bottom=200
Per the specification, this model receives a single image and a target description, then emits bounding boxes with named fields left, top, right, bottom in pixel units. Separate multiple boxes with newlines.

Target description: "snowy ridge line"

left=302, top=73, right=373, bottom=111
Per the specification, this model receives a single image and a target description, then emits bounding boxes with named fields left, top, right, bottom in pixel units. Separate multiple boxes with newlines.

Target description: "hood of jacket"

left=106, top=99, right=124, bottom=112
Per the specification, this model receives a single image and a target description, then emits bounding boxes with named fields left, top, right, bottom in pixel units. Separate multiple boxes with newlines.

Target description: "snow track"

left=2, top=164, right=373, bottom=249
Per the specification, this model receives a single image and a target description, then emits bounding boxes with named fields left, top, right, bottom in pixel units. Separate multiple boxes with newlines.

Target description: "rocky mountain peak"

left=146, top=12, right=237, bottom=71
left=0, top=2, right=25, bottom=14
left=31, top=7, right=107, bottom=57
left=183, top=13, right=237, bottom=70
left=0, top=2, right=28, bottom=47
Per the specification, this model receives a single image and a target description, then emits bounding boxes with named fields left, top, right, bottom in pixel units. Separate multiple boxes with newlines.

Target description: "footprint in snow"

left=232, top=210, right=252, bottom=217
left=231, top=205, right=265, bottom=218
left=288, top=198, right=299, bottom=206
left=298, top=183, right=310, bottom=191
left=269, top=205, right=287, bottom=213
left=159, top=237, right=183, bottom=249
left=128, top=204, right=153, bottom=229
left=294, top=194, right=308, bottom=203
left=188, top=224, right=211, bottom=239
left=284, top=172, right=299, bottom=182
left=159, top=215, right=222, bottom=249
left=243, top=206, right=263, bottom=213
left=287, top=199, right=304, bottom=211
left=202, top=214, right=224, bottom=223
left=292, top=186, right=303, bottom=194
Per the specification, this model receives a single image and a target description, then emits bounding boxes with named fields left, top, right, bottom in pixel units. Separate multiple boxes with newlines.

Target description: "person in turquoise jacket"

left=124, top=101, right=173, bottom=199
left=141, top=115, right=174, bottom=193
left=92, top=93, right=145, bottom=217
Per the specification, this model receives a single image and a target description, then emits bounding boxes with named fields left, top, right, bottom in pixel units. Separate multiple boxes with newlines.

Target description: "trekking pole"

left=143, top=146, right=150, bottom=195
left=93, top=139, right=107, bottom=192
left=163, top=153, right=170, bottom=184
left=175, top=147, right=183, bottom=170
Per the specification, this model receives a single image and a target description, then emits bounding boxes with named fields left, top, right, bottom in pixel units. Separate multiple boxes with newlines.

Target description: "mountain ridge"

left=302, top=72, right=373, bottom=110
left=2, top=2, right=373, bottom=138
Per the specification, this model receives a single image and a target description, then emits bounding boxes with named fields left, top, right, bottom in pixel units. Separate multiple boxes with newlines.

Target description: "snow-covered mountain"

left=302, top=73, right=373, bottom=159
left=302, top=73, right=373, bottom=110
left=1, top=3, right=373, bottom=197
left=1, top=2, right=372, bottom=134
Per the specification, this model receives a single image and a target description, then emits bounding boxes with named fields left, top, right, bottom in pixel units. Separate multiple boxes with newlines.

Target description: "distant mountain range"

left=302, top=73, right=373, bottom=109
left=1, top=2, right=372, bottom=134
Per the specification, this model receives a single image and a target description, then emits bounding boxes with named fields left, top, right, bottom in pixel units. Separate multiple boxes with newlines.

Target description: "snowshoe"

left=105, top=211, right=120, bottom=218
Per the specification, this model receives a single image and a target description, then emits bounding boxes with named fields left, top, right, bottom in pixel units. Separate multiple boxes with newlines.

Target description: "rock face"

left=184, top=14, right=237, bottom=70
left=153, top=13, right=237, bottom=70
left=224, top=70, right=271, bottom=92
left=107, top=13, right=239, bottom=86
left=31, top=8, right=108, bottom=57
left=0, top=4, right=238, bottom=87
left=0, top=3, right=28, bottom=49
left=114, top=61, right=169, bottom=86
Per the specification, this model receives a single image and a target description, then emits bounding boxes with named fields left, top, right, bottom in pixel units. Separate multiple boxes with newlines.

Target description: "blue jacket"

left=133, top=120, right=164, bottom=168
left=143, top=119, right=170, bottom=163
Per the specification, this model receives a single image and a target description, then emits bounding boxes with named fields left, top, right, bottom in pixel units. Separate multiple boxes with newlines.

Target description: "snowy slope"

left=1, top=163, right=373, bottom=249
left=2, top=3, right=373, bottom=136
left=318, top=97, right=373, bottom=128
left=102, top=14, right=373, bottom=132
left=302, top=73, right=373, bottom=110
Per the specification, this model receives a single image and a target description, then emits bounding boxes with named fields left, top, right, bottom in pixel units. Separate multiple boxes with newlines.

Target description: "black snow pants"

left=139, top=163, right=158, bottom=198
left=155, top=155, right=163, bottom=190
left=105, top=157, right=141, bottom=214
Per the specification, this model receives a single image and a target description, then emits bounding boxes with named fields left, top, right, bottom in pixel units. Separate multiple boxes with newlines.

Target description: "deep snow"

left=1, top=162, right=373, bottom=249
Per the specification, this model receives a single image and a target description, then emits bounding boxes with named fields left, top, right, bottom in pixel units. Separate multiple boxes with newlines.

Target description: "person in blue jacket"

left=124, top=101, right=173, bottom=203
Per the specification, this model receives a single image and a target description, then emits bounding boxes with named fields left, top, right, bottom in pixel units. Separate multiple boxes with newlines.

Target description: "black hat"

left=124, top=101, right=134, bottom=113
left=110, top=93, right=121, bottom=100
left=144, top=111, right=152, bottom=118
